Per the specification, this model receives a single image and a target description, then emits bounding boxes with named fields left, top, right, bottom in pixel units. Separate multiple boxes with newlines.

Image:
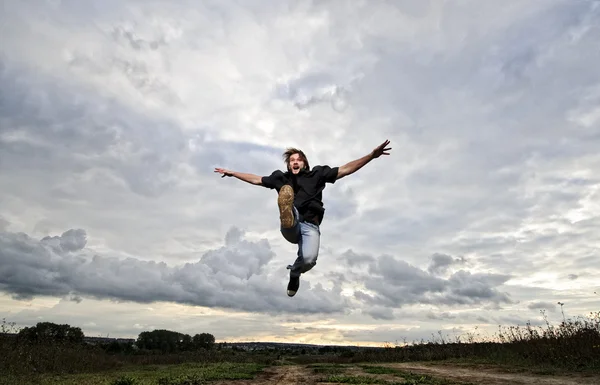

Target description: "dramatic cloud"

left=0, top=226, right=514, bottom=322
left=355, top=254, right=513, bottom=312
left=1, top=0, right=600, bottom=344
left=339, top=250, right=375, bottom=268
left=427, top=253, right=467, bottom=276
left=0, top=227, right=346, bottom=315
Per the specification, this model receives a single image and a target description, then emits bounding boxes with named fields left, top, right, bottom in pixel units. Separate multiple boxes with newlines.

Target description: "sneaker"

left=287, top=276, right=300, bottom=297
left=278, top=185, right=295, bottom=228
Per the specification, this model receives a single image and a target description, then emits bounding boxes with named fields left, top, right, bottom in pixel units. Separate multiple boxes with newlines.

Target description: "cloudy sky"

left=1, top=0, right=599, bottom=346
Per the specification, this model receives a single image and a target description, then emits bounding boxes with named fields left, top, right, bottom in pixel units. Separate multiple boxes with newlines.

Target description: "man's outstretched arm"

left=336, top=139, right=391, bottom=180
left=214, top=168, right=263, bottom=185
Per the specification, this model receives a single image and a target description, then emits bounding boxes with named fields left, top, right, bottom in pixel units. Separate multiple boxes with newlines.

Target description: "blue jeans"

left=281, top=207, right=321, bottom=278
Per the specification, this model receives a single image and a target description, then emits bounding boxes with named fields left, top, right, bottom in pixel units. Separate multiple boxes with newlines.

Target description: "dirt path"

left=384, top=362, right=600, bottom=385
left=251, top=365, right=316, bottom=385
left=219, top=363, right=599, bottom=385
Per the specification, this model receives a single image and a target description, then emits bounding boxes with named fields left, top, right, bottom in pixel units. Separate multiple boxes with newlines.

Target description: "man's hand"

left=337, top=139, right=392, bottom=179
left=371, top=139, right=392, bottom=159
left=214, top=168, right=263, bottom=185
left=214, top=168, right=233, bottom=178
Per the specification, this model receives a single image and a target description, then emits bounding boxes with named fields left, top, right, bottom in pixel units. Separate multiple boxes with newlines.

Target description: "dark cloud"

left=446, top=271, right=512, bottom=302
left=426, top=311, right=457, bottom=320
left=0, top=227, right=347, bottom=315
left=427, top=253, right=467, bottom=276
left=340, top=325, right=469, bottom=346
left=0, top=216, right=9, bottom=231
left=40, top=229, right=88, bottom=253
left=355, top=254, right=513, bottom=314
left=527, top=301, right=557, bottom=312
left=338, top=249, right=375, bottom=267
left=353, top=290, right=375, bottom=302
left=365, top=306, right=394, bottom=321
left=0, top=61, right=188, bottom=198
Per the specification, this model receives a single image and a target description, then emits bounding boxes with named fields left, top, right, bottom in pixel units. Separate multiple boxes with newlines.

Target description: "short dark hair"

left=282, top=147, right=310, bottom=171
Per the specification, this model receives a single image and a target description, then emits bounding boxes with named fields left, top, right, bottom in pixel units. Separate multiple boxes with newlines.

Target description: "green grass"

left=424, top=357, right=586, bottom=376
left=322, top=372, right=466, bottom=385
left=307, top=363, right=350, bottom=374
left=360, top=365, right=402, bottom=375
left=353, top=366, right=472, bottom=385
left=322, top=374, right=392, bottom=384
left=395, top=371, right=471, bottom=385
left=2, top=362, right=265, bottom=385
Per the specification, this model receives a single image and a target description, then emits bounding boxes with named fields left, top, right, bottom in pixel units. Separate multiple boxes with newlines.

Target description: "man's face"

left=289, top=153, right=305, bottom=174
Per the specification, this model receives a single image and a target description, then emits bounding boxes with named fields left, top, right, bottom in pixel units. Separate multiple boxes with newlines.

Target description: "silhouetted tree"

left=18, top=322, right=84, bottom=344
left=193, top=333, right=215, bottom=350
left=136, top=329, right=193, bottom=353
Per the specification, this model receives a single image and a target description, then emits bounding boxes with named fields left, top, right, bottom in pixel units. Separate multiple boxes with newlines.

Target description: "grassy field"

left=1, top=311, right=599, bottom=384
left=1, top=362, right=478, bottom=385
left=1, top=362, right=266, bottom=385
left=2, top=355, right=599, bottom=385
left=308, top=363, right=469, bottom=384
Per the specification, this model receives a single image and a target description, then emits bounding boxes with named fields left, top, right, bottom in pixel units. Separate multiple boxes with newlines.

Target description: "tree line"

left=12, top=321, right=215, bottom=353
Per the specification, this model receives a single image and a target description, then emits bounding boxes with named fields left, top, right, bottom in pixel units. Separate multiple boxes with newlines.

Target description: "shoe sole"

left=278, top=185, right=294, bottom=228
left=287, top=276, right=300, bottom=297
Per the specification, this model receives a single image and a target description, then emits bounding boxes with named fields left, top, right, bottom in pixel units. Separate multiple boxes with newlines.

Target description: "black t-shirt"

left=261, top=165, right=339, bottom=225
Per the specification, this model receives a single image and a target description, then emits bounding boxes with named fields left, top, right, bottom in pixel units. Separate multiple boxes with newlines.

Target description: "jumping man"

left=214, top=140, right=392, bottom=297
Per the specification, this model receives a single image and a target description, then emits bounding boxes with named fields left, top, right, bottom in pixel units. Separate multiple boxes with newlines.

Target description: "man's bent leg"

left=280, top=207, right=300, bottom=245
left=287, top=222, right=321, bottom=297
